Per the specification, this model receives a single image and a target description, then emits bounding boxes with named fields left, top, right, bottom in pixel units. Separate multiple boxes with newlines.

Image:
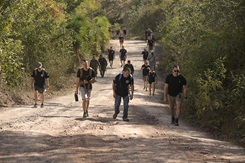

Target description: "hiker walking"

left=124, top=60, right=134, bottom=75
left=108, top=47, right=115, bottom=68
left=147, top=50, right=156, bottom=70
left=141, top=60, right=151, bottom=91
left=119, top=32, right=124, bottom=47
left=31, top=62, right=49, bottom=108
left=163, top=65, right=187, bottom=126
left=98, top=54, right=108, bottom=78
left=112, top=67, right=134, bottom=121
left=119, top=46, right=127, bottom=67
left=147, top=36, right=155, bottom=51
left=148, top=67, right=157, bottom=96
left=75, top=60, right=96, bottom=117
left=141, top=48, right=149, bottom=62
left=90, top=55, right=101, bottom=77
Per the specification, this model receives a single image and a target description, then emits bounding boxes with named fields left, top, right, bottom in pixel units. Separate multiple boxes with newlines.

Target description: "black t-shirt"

left=31, top=69, right=49, bottom=87
left=141, top=64, right=150, bottom=76
left=120, top=49, right=127, bottom=59
left=98, top=57, right=107, bottom=69
left=113, top=74, right=134, bottom=97
left=108, top=49, right=115, bottom=60
left=148, top=39, right=155, bottom=46
left=165, top=74, right=187, bottom=96
left=142, top=51, right=149, bottom=60
left=148, top=71, right=157, bottom=82
left=77, top=68, right=96, bottom=89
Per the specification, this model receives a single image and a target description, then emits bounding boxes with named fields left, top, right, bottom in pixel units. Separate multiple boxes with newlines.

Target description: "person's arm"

left=45, top=78, right=49, bottom=88
left=130, top=84, right=134, bottom=100
left=31, top=77, right=34, bottom=90
left=163, top=83, right=169, bottom=103
left=75, top=77, right=80, bottom=94
left=112, top=81, right=116, bottom=98
left=183, top=85, right=187, bottom=99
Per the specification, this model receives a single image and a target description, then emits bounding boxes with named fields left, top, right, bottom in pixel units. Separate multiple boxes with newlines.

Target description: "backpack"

left=80, top=67, right=93, bottom=78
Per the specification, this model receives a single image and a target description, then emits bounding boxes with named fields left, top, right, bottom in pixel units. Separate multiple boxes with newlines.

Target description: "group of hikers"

left=31, top=31, right=187, bottom=126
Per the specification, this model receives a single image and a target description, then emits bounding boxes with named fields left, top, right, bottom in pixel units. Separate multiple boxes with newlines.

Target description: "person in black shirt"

left=75, top=60, right=96, bottom=117
left=124, top=60, right=134, bottom=75
left=119, top=46, right=127, bottom=67
left=164, top=65, right=187, bottom=126
left=31, top=62, right=49, bottom=108
left=112, top=67, right=134, bottom=121
left=141, top=60, right=151, bottom=91
left=108, top=47, right=115, bottom=68
left=141, top=48, right=149, bottom=62
left=98, top=54, right=108, bottom=77
left=148, top=67, right=157, bottom=96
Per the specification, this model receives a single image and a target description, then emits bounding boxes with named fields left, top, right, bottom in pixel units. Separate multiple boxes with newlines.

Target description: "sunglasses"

left=173, top=70, right=179, bottom=72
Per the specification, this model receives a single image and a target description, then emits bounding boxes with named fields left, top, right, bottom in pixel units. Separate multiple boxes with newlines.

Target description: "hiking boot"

left=34, top=104, right=37, bottom=108
left=85, top=110, right=89, bottom=117
left=171, top=117, right=175, bottom=124
left=41, top=104, right=44, bottom=108
left=123, top=117, right=129, bottom=121
left=175, top=118, right=179, bottom=126
left=113, top=113, right=118, bottom=119
left=83, top=112, right=87, bottom=118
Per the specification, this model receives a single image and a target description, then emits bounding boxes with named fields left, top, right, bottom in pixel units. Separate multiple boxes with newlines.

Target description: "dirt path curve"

left=0, top=40, right=244, bottom=163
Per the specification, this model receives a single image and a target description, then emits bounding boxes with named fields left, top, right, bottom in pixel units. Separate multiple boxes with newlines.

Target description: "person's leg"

left=175, top=94, right=183, bottom=126
left=152, top=82, right=155, bottom=95
left=149, top=83, right=152, bottom=95
left=122, top=95, right=129, bottom=120
left=80, top=87, right=87, bottom=117
left=168, top=95, right=176, bottom=124
left=145, top=76, right=148, bottom=91
left=113, top=95, right=121, bottom=119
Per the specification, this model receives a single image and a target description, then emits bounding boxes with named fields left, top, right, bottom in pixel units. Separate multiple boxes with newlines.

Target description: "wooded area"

left=0, top=0, right=244, bottom=144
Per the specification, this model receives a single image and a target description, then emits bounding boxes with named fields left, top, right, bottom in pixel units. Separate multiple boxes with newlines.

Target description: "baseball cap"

left=37, top=62, right=42, bottom=68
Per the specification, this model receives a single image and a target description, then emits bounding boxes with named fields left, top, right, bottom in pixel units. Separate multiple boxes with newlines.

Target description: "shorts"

left=142, top=75, right=148, bottom=82
left=34, top=85, right=45, bottom=93
left=149, top=81, right=155, bottom=85
left=168, top=93, right=183, bottom=105
left=120, top=57, right=126, bottom=61
left=80, top=86, right=92, bottom=100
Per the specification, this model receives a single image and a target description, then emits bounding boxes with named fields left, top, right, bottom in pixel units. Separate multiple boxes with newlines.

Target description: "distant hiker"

left=147, top=36, right=155, bottom=51
left=124, top=60, right=134, bottom=75
left=148, top=67, right=157, bottom=96
left=112, top=67, right=134, bottom=121
left=108, top=47, right=115, bottom=68
left=119, top=33, right=124, bottom=47
left=116, top=29, right=120, bottom=36
left=119, top=46, right=127, bottom=67
left=31, top=62, right=49, bottom=108
left=163, top=65, right=187, bottom=126
left=98, top=54, right=108, bottom=78
left=147, top=50, right=156, bottom=70
left=141, top=60, right=151, bottom=91
left=141, top=48, right=149, bottom=62
left=123, top=29, right=127, bottom=36
left=90, top=55, right=101, bottom=77
left=75, top=60, right=96, bottom=117
left=145, top=28, right=153, bottom=41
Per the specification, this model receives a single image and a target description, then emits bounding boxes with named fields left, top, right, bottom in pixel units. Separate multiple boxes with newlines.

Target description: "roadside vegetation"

left=0, top=0, right=244, bottom=145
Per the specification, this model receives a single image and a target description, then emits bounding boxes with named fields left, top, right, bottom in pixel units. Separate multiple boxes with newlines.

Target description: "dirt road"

left=0, top=40, right=244, bottom=163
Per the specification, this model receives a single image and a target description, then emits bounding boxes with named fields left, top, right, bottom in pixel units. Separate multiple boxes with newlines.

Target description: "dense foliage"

left=0, top=0, right=110, bottom=89
left=112, top=0, right=245, bottom=142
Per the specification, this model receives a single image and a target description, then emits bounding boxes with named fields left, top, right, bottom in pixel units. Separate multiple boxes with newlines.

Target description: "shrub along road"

left=0, top=40, right=244, bottom=162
